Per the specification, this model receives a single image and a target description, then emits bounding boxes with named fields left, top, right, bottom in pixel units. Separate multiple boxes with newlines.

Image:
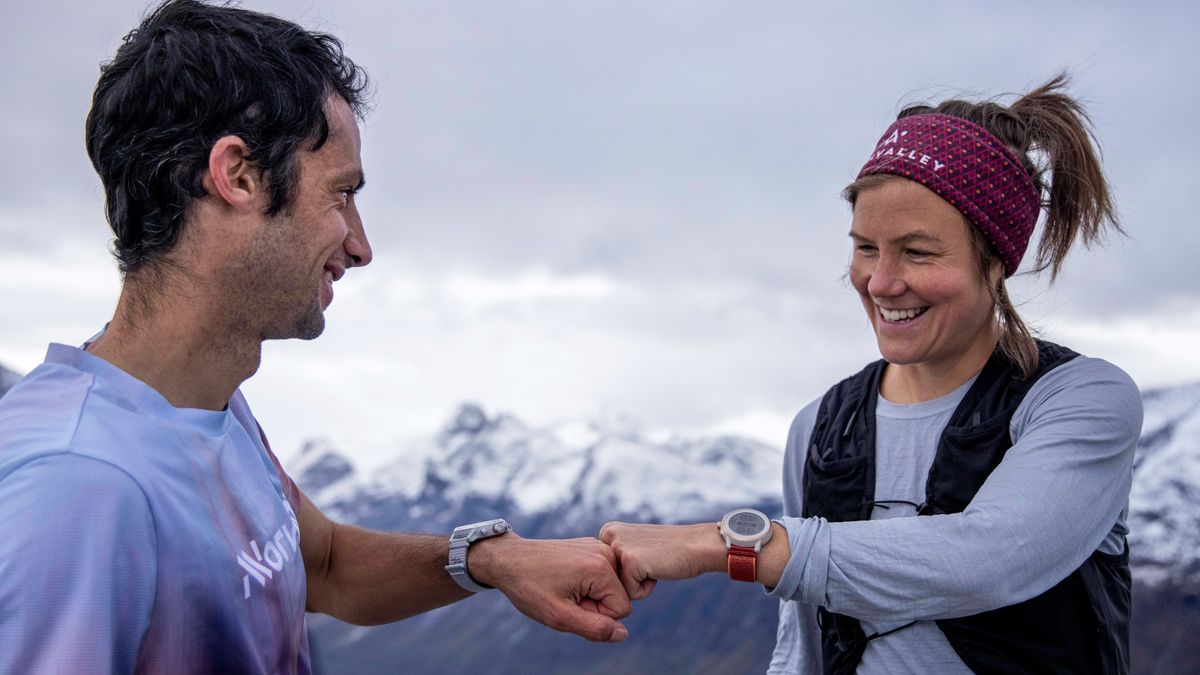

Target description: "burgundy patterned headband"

left=857, top=113, right=1041, bottom=277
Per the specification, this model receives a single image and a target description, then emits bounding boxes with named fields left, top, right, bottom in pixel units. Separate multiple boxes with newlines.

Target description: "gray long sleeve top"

left=766, top=355, right=1141, bottom=674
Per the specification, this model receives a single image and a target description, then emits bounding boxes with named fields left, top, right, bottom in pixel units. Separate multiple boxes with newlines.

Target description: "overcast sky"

left=2, top=1, right=1198, bottom=467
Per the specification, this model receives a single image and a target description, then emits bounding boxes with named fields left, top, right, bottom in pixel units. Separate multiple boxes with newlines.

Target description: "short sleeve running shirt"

left=0, top=343, right=310, bottom=674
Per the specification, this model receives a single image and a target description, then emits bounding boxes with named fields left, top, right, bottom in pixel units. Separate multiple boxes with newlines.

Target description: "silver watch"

left=446, top=518, right=512, bottom=593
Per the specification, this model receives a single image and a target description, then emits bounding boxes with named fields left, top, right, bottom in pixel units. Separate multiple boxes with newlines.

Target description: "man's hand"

left=468, top=535, right=632, bottom=643
left=598, top=522, right=727, bottom=600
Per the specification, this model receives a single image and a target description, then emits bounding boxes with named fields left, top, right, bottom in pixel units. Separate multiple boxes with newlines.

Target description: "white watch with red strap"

left=719, top=508, right=773, bottom=583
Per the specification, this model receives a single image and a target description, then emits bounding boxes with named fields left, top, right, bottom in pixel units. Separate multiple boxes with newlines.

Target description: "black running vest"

left=802, top=341, right=1130, bottom=674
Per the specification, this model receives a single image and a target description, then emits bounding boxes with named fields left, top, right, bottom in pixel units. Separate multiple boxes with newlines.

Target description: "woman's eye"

left=906, top=249, right=931, bottom=259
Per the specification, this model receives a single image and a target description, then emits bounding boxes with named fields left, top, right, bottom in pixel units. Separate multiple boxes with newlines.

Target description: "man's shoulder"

left=0, top=394, right=154, bottom=550
left=0, top=363, right=98, bottom=470
left=0, top=360, right=165, bottom=485
left=0, top=452, right=151, bottom=518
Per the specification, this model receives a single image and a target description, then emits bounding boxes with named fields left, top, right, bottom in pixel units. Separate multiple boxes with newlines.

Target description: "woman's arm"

left=603, top=357, right=1141, bottom=624
left=803, top=357, right=1140, bottom=622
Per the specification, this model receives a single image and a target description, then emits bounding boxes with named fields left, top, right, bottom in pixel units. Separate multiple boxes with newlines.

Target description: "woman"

left=600, top=75, right=1140, bottom=674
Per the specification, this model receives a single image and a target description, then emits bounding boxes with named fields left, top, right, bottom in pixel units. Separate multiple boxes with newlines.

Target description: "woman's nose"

left=867, top=254, right=906, bottom=298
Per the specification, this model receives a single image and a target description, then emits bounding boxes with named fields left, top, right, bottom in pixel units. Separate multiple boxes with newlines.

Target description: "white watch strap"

left=446, top=541, right=490, bottom=593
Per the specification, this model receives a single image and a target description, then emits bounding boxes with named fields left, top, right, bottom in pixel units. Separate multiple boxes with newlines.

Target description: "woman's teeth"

left=880, top=306, right=928, bottom=322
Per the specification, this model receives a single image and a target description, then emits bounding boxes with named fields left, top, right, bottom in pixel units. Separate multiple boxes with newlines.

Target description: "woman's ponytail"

left=1009, top=73, right=1122, bottom=280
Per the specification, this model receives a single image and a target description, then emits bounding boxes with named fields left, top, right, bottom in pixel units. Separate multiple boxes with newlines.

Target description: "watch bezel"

left=720, top=508, right=772, bottom=549
left=451, top=518, right=511, bottom=545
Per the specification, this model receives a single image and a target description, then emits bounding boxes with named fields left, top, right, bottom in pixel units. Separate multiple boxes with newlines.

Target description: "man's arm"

left=294, top=489, right=632, bottom=642
left=0, top=455, right=157, bottom=672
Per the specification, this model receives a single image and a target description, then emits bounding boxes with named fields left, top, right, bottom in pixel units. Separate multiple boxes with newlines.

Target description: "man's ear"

left=203, top=136, right=262, bottom=210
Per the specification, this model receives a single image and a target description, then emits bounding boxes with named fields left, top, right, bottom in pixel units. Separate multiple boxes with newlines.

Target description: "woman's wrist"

left=756, top=522, right=791, bottom=589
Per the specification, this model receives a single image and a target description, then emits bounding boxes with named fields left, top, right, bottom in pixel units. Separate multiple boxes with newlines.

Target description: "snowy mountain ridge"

left=0, top=365, right=21, bottom=398
left=1127, top=382, right=1200, bottom=589
left=292, top=402, right=783, bottom=531
left=290, top=385, right=1200, bottom=592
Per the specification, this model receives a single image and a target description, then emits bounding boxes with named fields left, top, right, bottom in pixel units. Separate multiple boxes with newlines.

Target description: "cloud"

left=2, top=0, right=1198, bottom=462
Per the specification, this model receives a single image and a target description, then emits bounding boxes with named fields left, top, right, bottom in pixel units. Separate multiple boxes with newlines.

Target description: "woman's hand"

left=598, top=522, right=728, bottom=599
left=601, top=520, right=792, bottom=598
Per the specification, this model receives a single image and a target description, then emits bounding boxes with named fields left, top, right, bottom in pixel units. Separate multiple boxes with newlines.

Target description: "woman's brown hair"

left=843, top=74, right=1122, bottom=378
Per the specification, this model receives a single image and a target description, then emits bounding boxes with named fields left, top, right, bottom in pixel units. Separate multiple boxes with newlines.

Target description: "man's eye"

left=906, top=249, right=931, bottom=259
left=855, top=244, right=877, bottom=254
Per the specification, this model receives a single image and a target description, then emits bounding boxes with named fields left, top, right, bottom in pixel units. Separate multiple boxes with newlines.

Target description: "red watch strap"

left=727, top=545, right=757, bottom=582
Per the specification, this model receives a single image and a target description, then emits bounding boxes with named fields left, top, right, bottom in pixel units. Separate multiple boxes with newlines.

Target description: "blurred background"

left=2, top=1, right=1197, bottom=672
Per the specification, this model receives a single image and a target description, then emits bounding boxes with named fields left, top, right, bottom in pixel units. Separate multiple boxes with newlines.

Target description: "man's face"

left=241, top=95, right=372, bottom=341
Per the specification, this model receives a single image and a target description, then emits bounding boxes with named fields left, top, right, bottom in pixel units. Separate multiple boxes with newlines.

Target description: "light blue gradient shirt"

left=0, top=343, right=310, bottom=674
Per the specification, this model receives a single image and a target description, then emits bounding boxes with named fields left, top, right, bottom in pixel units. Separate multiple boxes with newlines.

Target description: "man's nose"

left=345, top=211, right=373, bottom=268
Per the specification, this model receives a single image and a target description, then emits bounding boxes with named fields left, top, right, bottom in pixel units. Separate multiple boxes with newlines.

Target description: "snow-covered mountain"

left=1126, top=382, right=1200, bottom=674
left=287, top=404, right=785, bottom=674
left=290, top=386, right=1200, bottom=592
left=291, top=402, right=783, bottom=536
left=0, top=364, right=21, bottom=398
left=288, top=384, right=1200, bottom=675
left=1129, top=382, right=1200, bottom=590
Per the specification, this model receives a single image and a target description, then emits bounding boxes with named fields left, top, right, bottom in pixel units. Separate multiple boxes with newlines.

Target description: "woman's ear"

left=989, top=259, right=1005, bottom=287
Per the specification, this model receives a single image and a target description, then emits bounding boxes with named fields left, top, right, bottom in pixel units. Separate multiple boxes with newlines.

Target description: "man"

left=0, top=1, right=630, bottom=672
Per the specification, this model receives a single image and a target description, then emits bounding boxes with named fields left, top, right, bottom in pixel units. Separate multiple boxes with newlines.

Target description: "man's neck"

left=86, top=284, right=262, bottom=411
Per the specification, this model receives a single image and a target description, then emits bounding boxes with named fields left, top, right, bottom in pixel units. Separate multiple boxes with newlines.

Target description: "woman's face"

left=848, top=178, right=1001, bottom=372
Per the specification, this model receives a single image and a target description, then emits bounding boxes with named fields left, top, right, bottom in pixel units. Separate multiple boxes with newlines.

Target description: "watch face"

left=728, top=511, right=767, bottom=537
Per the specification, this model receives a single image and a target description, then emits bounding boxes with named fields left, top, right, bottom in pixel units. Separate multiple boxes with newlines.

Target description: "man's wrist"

left=460, top=531, right=520, bottom=589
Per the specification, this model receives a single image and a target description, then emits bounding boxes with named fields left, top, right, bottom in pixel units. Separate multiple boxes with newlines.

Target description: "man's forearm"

left=306, top=522, right=632, bottom=642
left=308, top=523, right=467, bottom=625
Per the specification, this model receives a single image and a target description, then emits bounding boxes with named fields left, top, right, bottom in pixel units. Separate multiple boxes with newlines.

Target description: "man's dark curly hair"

left=85, top=0, right=370, bottom=276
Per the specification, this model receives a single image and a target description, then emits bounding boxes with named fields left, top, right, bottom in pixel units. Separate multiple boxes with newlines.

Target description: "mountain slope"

left=292, top=384, right=1200, bottom=675
left=298, top=403, right=782, bottom=537
left=0, top=364, right=21, bottom=398
left=292, top=403, right=784, bottom=673
left=1127, top=383, right=1200, bottom=674
left=1129, top=383, right=1200, bottom=589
